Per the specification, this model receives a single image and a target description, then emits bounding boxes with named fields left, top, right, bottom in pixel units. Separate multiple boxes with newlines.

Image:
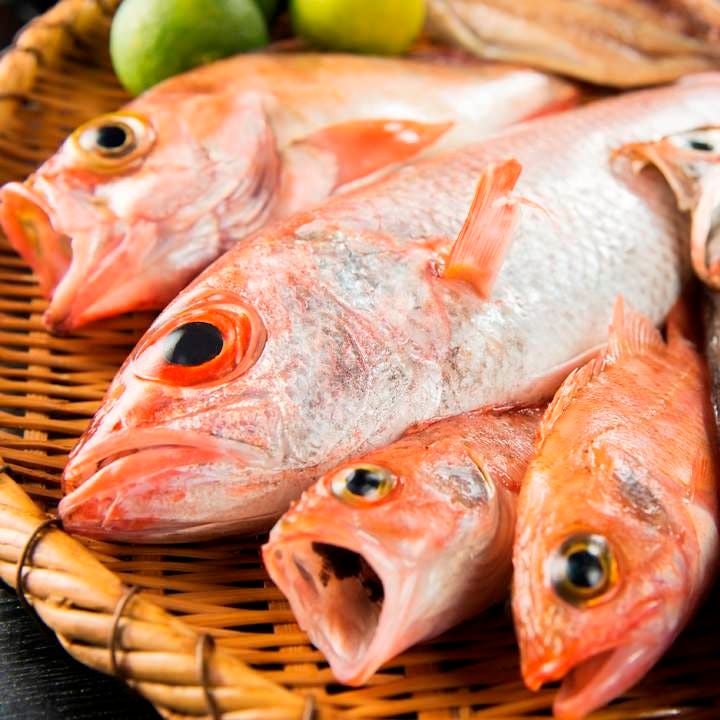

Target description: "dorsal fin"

left=536, top=357, right=604, bottom=447
left=537, top=298, right=663, bottom=446
left=605, top=296, right=664, bottom=365
left=443, top=158, right=523, bottom=298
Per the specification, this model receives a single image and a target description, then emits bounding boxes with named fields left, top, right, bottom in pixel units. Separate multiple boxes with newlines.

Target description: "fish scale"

left=59, top=76, right=720, bottom=542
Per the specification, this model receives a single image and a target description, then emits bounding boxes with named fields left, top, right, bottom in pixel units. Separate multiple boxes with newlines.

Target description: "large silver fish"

left=58, top=77, right=720, bottom=542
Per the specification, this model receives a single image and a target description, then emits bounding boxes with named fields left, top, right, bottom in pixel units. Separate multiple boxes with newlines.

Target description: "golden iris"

left=550, top=533, right=615, bottom=606
left=78, top=120, right=136, bottom=158
left=330, top=464, right=396, bottom=504
left=71, top=112, right=155, bottom=171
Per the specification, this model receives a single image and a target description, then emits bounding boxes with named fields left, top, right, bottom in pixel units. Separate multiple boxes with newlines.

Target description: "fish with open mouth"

left=57, top=77, right=720, bottom=542
left=617, top=125, right=720, bottom=289
left=263, top=405, right=542, bottom=686
left=512, top=299, right=719, bottom=720
left=0, top=52, right=576, bottom=333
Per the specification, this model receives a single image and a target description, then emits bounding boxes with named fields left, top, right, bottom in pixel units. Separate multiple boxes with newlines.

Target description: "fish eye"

left=330, top=464, right=396, bottom=505
left=672, top=128, right=720, bottom=155
left=79, top=122, right=135, bottom=157
left=162, top=322, right=224, bottom=366
left=132, top=294, right=266, bottom=387
left=71, top=112, right=155, bottom=170
left=550, top=533, right=615, bottom=606
left=688, top=138, right=714, bottom=152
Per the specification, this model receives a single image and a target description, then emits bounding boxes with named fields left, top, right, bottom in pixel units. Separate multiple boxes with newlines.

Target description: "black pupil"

left=162, top=322, right=224, bottom=366
left=566, top=549, right=605, bottom=589
left=95, top=124, right=128, bottom=149
left=345, top=468, right=383, bottom=496
left=689, top=139, right=713, bottom=152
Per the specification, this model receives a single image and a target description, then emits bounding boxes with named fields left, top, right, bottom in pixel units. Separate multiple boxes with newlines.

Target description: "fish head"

left=59, top=230, right=437, bottom=541
left=616, top=126, right=720, bottom=288
left=513, top=444, right=698, bottom=719
left=262, top=421, right=518, bottom=685
left=0, top=88, right=276, bottom=332
left=57, top=284, right=283, bottom=540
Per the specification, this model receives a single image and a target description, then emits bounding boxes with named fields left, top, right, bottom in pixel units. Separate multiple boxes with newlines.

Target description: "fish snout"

left=520, top=621, right=667, bottom=719
left=59, top=429, right=295, bottom=542
left=262, top=527, right=399, bottom=686
left=263, top=511, right=480, bottom=686
left=0, top=181, right=71, bottom=295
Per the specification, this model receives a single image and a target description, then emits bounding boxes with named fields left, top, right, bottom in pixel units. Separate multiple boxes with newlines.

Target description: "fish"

left=617, top=125, right=720, bottom=289
left=262, top=405, right=542, bottom=686
left=0, top=52, right=577, bottom=333
left=512, top=298, right=719, bottom=720
left=426, top=0, right=720, bottom=87
left=57, top=77, right=720, bottom=543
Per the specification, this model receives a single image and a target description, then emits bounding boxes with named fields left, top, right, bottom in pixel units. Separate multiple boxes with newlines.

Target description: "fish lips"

left=0, top=181, right=71, bottom=296
left=59, top=431, right=276, bottom=542
left=524, top=630, right=664, bottom=719
left=0, top=180, right=130, bottom=333
left=263, top=523, right=422, bottom=686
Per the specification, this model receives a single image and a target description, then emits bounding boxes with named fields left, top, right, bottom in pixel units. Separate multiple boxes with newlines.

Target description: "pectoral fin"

left=299, top=118, right=453, bottom=188
left=443, top=158, right=524, bottom=298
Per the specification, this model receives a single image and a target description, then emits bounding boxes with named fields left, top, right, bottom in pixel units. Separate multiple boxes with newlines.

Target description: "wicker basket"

left=1, top=2, right=720, bottom=718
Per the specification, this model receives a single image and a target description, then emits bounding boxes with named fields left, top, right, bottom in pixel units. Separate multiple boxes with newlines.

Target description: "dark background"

left=1, top=1, right=157, bottom=718
left=1, top=1, right=55, bottom=46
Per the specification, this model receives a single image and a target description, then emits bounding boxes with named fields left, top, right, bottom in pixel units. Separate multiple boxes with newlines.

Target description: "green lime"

left=110, top=0, right=269, bottom=96
left=290, top=0, right=425, bottom=55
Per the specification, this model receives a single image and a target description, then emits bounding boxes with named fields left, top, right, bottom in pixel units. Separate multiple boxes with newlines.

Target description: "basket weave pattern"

left=1, top=2, right=720, bottom=718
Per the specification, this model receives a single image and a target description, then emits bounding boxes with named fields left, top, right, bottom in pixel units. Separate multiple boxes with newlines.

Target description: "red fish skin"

left=0, top=52, right=576, bottom=332
left=263, top=405, right=543, bottom=686
left=58, top=77, right=720, bottom=542
left=512, top=301, right=720, bottom=720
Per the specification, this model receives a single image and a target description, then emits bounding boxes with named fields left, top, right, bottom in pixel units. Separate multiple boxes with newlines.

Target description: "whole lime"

left=110, top=0, right=269, bottom=96
left=290, top=0, right=425, bottom=55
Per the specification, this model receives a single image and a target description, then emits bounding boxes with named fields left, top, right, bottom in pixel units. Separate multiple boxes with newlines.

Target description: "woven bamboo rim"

left=1, top=1, right=720, bottom=718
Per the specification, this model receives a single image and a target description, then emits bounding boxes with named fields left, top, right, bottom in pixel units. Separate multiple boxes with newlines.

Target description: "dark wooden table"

left=0, top=588, right=158, bottom=718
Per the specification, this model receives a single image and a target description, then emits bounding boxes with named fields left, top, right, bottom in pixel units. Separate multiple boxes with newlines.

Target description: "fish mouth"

left=263, top=531, right=418, bottom=686
left=0, top=180, right=160, bottom=333
left=59, top=430, right=278, bottom=543
left=41, top=225, right=174, bottom=334
left=525, top=642, right=660, bottom=720
left=0, top=181, right=71, bottom=296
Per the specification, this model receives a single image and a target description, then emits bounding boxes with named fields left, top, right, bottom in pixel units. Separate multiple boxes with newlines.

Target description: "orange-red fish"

left=57, top=78, right=720, bottom=542
left=512, top=299, right=719, bottom=720
left=263, top=406, right=541, bottom=685
left=0, top=52, right=575, bottom=333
